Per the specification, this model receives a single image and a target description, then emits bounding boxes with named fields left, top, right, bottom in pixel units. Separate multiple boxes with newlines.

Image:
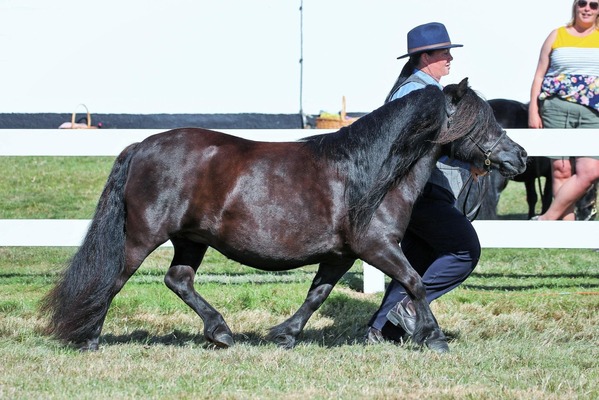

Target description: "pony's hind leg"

left=164, top=239, right=234, bottom=348
left=267, top=260, right=353, bottom=349
left=77, top=240, right=155, bottom=351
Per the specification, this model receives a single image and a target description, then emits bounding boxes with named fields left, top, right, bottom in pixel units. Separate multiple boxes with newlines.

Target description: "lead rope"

left=457, top=173, right=489, bottom=221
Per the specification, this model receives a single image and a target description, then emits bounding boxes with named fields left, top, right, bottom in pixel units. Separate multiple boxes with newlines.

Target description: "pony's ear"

left=448, top=77, right=469, bottom=106
left=456, top=78, right=469, bottom=99
left=445, top=77, right=470, bottom=117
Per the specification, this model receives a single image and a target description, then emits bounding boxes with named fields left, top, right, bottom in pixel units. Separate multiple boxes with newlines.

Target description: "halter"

left=467, top=129, right=507, bottom=172
left=458, top=129, right=507, bottom=221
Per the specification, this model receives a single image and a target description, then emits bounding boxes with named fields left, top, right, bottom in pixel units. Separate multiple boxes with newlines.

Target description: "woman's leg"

left=538, top=97, right=599, bottom=220
left=368, top=184, right=480, bottom=337
left=544, top=158, right=575, bottom=220
left=539, top=157, right=599, bottom=220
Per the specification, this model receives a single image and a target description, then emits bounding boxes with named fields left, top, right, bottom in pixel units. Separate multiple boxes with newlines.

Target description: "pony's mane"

left=301, top=86, right=448, bottom=231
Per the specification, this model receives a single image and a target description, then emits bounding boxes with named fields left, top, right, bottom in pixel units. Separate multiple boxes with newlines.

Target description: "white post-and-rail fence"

left=2, top=129, right=598, bottom=293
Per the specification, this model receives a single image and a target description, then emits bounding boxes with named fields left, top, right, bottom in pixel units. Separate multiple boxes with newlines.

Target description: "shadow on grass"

left=95, top=267, right=599, bottom=349
left=102, top=330, right=206, bottom=347
left=100, top=293, right=380, bottom=349
left=464, top=271, right=599, bottom=291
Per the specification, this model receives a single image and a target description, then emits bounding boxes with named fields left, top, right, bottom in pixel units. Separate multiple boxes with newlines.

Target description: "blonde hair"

left=568, top=0, right=599, bottom=29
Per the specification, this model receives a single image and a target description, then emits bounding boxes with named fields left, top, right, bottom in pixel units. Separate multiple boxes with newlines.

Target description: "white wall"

left=0, top=0, right=571, bottom=115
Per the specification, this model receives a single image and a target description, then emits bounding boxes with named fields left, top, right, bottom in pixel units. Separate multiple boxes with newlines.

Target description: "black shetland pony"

left=488, top=99, right=553, bottom=219
left=42, top=79, right=527, bottom=353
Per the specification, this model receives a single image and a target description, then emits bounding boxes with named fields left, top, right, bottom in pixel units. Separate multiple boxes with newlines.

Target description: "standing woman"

left=367, top=22, right=487, bottom=346
left=529, top=0, right=599, bottom=220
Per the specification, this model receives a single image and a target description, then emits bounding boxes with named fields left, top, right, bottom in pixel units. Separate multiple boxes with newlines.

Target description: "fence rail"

left=2, top=128, right=598, bottom=293
left=2, top=128, right=599, bottom=157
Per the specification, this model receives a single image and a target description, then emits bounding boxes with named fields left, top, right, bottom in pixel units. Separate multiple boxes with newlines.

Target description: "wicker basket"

left=315, top=96, right=359, bottom=129
left=58, top=104, right=98, bottom=129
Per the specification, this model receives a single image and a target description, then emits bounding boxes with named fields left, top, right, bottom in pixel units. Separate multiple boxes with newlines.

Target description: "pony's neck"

left=400, top=145, right=443, bottom=200
left=347, top=121, right=444, bottom=232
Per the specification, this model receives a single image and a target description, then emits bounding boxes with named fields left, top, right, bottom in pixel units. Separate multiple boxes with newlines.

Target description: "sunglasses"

left=577, top=0, right=599, bottom=10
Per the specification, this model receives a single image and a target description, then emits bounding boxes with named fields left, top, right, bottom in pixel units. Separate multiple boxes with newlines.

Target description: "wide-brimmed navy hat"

left=397, top=22, right=463, bottom=59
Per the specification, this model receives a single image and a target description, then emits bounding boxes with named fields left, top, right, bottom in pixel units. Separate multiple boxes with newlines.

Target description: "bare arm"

left=528, top=29, right=558, bottom=129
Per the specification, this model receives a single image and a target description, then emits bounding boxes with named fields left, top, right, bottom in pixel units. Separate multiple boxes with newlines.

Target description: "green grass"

left=1, top=247, right=597, bottom=399
left=0, top=157, right=113, bottom=219
left=0, top=157, right=598, bottom=399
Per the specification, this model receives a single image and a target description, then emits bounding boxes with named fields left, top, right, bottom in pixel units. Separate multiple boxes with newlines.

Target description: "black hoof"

left=207, top=326, right=234, bottom=348
left=426, top=339, right=450, bottom=353
left=76, top=338, right=99, bottom=352
left=267, top=326, right=297, bottom=349
left=269, top=333, right=296, bottom=349
left=425, top=330, right=449, bottom=353
left=210, top=334, right=234, bottom=348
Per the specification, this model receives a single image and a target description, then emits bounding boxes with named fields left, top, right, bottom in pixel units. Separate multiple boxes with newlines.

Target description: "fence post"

left=362, top=262, right=385, bottom=293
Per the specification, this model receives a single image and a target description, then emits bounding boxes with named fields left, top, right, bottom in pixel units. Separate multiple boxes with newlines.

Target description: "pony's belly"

left=200, top=230, right=344, bottom=271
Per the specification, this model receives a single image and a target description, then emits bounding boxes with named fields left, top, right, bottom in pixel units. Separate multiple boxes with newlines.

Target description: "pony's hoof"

left=209, top=334, right=234, bottom=348
left=271, top=334, right=296, bottom=349
left=266, top=324, right=297, bottom=349
left=76, top=339, right=99, bottom=352
left=207, top=326, right=234, bottom=348
left=267, top=329, right=297, bottom=349
left=426, top=338, right=450, bottom=353
left=424, top=330, right=449, bottom=353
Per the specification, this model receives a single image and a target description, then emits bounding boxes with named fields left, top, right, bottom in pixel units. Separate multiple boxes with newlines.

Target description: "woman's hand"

left=528, top=111, right=544, bottom=129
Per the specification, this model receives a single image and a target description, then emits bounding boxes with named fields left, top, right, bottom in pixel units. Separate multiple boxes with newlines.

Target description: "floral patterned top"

left=539, top=27, right=599, bottom=112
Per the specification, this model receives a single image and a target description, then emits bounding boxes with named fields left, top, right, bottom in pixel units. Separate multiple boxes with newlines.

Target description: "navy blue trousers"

left=368, top=183, right=481, bottom=334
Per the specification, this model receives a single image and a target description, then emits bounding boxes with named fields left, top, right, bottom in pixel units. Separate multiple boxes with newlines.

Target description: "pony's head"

left=441, top=78, right=527, bottom=177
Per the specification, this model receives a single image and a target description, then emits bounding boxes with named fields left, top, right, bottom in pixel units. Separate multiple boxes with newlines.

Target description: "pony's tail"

left=40, top=143, right=140, bottom=345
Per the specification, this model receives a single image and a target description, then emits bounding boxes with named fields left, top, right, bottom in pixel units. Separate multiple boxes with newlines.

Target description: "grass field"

left=1, top=157, right=598, bottom=399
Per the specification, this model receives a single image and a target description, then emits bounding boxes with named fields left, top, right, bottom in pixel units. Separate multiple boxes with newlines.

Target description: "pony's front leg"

left=362, top=245, right=448, bottom=353
left=267, top=261, right=353, bottom=349
left=399, top=294, right=449, bottom=353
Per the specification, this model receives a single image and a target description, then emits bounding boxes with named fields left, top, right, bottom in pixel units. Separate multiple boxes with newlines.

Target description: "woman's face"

left=574, top=0, right=599, bottom=26
left=421, top=49, right=454, bottom=81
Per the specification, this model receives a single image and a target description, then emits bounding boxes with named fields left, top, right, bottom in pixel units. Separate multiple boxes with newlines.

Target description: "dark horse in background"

left=488, top=99, right=553, bottom=219
left=42, top=79, right=527, bottom=354
left=458, top=98, right=596, bottom=220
